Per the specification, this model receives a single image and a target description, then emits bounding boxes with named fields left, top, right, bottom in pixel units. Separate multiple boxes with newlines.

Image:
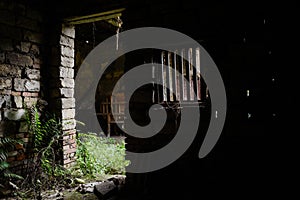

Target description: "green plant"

left=26, top=106, right=63, bottom=176
left=72, top=133, right=129, bottom=178
left=21, top=105, right=70, bottom=199
left=0, top=137, right=23, bottom=189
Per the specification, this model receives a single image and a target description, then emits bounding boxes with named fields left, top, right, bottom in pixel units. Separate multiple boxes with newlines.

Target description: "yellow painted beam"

left=64, top=8, right=125, bottom=25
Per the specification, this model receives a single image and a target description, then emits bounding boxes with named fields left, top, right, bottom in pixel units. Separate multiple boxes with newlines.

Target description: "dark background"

left=33, top=0, right=296, bottom=198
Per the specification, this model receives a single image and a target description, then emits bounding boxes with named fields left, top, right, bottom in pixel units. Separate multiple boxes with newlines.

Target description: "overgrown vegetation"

left=0, top=137, right=23, bottom=192
left=71, top=132, right=129, bottom=179
left=1, top=104, right=129, bottom=199
left=18, top=105, right=68, bottom=199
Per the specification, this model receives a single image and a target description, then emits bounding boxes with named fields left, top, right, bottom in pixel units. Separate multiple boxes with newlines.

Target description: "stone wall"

left=0, top=0, right=44, bottom=173
left=48, top=23, right=77, bottom=167
left=0, top=1, right=77, bottom=172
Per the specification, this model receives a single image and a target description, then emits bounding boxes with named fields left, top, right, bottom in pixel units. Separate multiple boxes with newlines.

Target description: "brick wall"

left=0, top=1, right=77, bottom=172
left=0, top=0, right=45, bottom=173
left=47, top=23, right=77, bottom=168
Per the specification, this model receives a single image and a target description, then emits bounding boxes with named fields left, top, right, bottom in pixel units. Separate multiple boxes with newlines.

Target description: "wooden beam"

left=64, top=8, right=125, bottom=25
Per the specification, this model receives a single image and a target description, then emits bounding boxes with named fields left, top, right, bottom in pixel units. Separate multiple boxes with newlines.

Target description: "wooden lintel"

left=64, top=8, right=125, bottom=25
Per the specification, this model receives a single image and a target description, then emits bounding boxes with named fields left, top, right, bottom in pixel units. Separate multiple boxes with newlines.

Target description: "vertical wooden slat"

left=195, top=48, right=201, bottom=100
left=161, top=51, right=167, bottom=101
left=168, top=52, right=173, bottom=101
left=187, top=48, right=192, bottom=100
left=174, top=50, right=179, bottom=101
left=181, top=49, right=188, bottom=101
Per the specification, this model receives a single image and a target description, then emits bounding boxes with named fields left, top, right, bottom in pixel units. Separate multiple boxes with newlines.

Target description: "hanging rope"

left=116, top=16, right=123, bottom=50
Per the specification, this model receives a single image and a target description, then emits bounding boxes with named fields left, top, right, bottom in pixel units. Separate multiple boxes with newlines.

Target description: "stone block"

left=13, top=78, right=25, bottom=91
left=62, top=119, right=76, bottom=130
left=62, top=24, right=75, bottom=38
left=60, top=67, right=74, bottom=78
left=24, top=97, right=38, bottom=107
left=0, top=64, right=21, bottom=77
left=30, top=44, right=40, bottom=55
left=0, top=90, right=11, bottom=95
left=62, top=109, right=75, bottom=119
left=13, top=96, right=23, bottom=108
left=22, top=92, right=39, bottom=97
left=24, top=30, right=43, bottom=44
left=61, top=46, right=74, bottom=58
left=0, top=78, right=12, bottom=90
left=60, top=88, right=74, bottom=98
left=60, top=78, right=74, bottom=88
left=20, top=42, right=31, bottom=53
left=6, top=53, right=33, bottom=67
left=25, top=68, right=40, bottom=80
left=4, top=108, right=26, bottom=121
left=61, top=98, right=75, bottom=109
left=60, top=35, right=74, bottom=47
left=25, top=79, right=40, bottom=91
left=94, top=181, right=118, bottom=200
left=61, top=56, right=74, bottom=68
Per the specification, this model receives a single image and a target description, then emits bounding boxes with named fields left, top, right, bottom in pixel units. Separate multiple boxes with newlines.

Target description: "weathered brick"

left=0, top=78, right=12, bottom=89
left=62, top=109, right=75, bottom=119
left=25, top=79, right=40, bottom=91
left=0, top=64, right=22, bottom=77
left=60, top=88, right=74, bottom=98
left=61, top=46, right=74, bottom=58
left=4, top=108, right=26, bottom=120
left=0, top=90, right=11, bottom=95
left=20, top=42, right=31, bottom=53
left=60, top=35, right=74, bottom=47
left=24, top=97, right=38, bottom=107
left=30, top=44, right=40, bottom=55
left=64, top=147, right=76, bottom=154
left=14, top=78, right=39, bottom=91
left=11, top=91, right=21, bottom=96
left=62, top=119, right=76, bottom=130
left=61, top=55, right=74, bottom=68
left=13, top=96, right=23, bottom=108
left=24, top=30, right=43, bottom=44
left=22, top=92, right=39, bottom=97
left=6, top=53, right=33, bottom=67
left=61, top=98, right=75, bottom=109
left=13, top=78, right=26, bottom=91
left=0, top=95, right=8, bottom=108
left=59, top=67, right=74, bottom=78
left=63, top=129, right=76, bottom=136
left=60, top=78, right=74, bottom=88
left=62, top=24, right=75, bottom=38
left=25, top=68, right=40, bottom=80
